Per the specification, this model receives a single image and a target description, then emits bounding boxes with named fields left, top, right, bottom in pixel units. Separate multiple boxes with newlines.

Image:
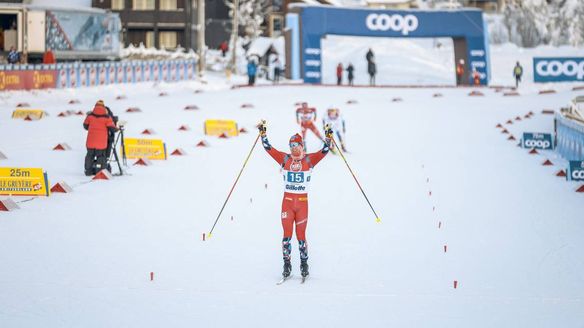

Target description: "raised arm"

left=258, top=121, right=287, bottom=164
left=306, top=125, right=333, bottom=167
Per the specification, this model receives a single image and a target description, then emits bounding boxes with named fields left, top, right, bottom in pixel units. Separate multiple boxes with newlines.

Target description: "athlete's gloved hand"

left=324, top=125, right=334, bottom=139
left=257, top=120, right=267, bottom=136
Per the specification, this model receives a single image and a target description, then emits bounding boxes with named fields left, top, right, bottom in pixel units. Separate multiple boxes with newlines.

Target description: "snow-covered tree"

left=224, top=0, right=267, bottom=39
left=497, top=0, right=584, bottom=47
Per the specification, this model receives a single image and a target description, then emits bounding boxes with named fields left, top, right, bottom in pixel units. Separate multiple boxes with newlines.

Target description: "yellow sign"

left=0, top=167, right=50, bottom=197
left=124, top=138, right=167, bottom=160
left=12, top=109, right=46, bottom=120
left=204, top=119, right=239, bottom=137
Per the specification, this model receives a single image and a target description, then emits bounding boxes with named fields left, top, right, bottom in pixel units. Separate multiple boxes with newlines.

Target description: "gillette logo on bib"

left=283, top=170, right=312, bottom=193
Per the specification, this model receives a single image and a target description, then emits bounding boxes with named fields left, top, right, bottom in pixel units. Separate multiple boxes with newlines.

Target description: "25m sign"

left=533, top=57, right=584, bottom=82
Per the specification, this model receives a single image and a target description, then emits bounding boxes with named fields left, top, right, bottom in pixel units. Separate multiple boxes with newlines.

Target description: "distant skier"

left=346, top=63, right=354, bottom=86
left=322, top=107, right=347, bottom=152
left=257, top=121, right=333, bottom=280
left=456, top=59, right=465, bottom=85
left=296, top=102, right=323, bottom=148
left=513, top=61, right=523, bottom=88
left=336, top=63, right=343, bottom=85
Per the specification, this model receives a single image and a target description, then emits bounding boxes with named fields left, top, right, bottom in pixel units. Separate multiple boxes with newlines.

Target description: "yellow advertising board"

left=12, top=109, right=46, bottom=120
left=124, top=138, right=167, bottom=160
left=0, top=167, right=50, bottom=197
left=204, top=119, right=239, bottom=137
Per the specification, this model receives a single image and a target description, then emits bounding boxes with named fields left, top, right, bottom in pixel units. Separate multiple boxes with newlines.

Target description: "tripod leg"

left=113, top=147, right=123, bottom=176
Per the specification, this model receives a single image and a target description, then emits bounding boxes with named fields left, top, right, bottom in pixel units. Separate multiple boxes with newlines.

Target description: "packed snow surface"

left=1, top=46, right=584, bottom=326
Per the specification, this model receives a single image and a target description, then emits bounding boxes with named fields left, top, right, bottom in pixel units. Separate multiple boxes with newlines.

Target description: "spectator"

left=366, top=48, right=374, bottom=64
left=273, top=57, right=283, bottom=84
left=346, top=63, right=354, bottom=86
left=247, top=58, right=257, bottom=86
left=513, top=61, right=523, bottom=88
left=472, top=68, right=481, bottom=86
left=456, top=59, right=465, bottom=85
left=336, top=63, right=343, bottom=85
left=7, top=46, right=20, bottom=64
left=368, top=59, right=376, bottom=86
left=83, top=100, right=117, bottom=176
left=43, top=48, right=56, bottom=64
left=219, top=41, right=229, bottom=57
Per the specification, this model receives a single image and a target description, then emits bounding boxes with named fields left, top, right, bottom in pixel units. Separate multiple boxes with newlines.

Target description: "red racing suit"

left=296, top=107, right=323, bottom=143
left=261, top=134, right=330, bottom=262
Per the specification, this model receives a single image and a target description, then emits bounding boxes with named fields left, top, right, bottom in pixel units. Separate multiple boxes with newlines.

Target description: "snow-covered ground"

left=1, top=44, right=584, bottom=326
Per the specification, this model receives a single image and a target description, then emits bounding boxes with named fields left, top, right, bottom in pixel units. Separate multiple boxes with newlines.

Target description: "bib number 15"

left=287, top=172, right=304, bottom=183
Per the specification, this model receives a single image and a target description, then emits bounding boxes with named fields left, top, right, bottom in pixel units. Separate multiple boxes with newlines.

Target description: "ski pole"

left=207, top=133, right=261, bottom=238
left=331, top=137, right=381, bottom=223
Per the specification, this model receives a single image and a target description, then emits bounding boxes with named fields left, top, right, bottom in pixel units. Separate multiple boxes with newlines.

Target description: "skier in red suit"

left=296, top=102, right=323, bottom=148
left=258, top=121, right=333, bottom=280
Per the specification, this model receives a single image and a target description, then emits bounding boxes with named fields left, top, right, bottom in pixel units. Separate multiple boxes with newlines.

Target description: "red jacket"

left=456, top=63, right=464, bottom=76
left=83, top=105, right=115, bottom=150
left=336, top=65, right=343, bottom=78
left=43, top=50, right=56, bottom=64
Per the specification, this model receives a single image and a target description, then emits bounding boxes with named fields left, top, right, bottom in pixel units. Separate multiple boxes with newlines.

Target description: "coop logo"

left=522, top=132, right=554, bottom=150
left=524, top=139, right=550, bottom=149
left=366, top=13, right=419, bottom=35
left=569, top=161, right=584, bottom=181
left=534, top=58, right=584, bottom=82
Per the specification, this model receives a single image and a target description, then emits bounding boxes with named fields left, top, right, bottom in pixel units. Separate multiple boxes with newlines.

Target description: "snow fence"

left=0, top=60, right=197, bottom=91
left=555, top=113, right=584, bottom=160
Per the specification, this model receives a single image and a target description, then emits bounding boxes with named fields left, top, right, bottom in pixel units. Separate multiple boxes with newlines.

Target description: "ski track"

left=0, top=74, right=584, bottom=327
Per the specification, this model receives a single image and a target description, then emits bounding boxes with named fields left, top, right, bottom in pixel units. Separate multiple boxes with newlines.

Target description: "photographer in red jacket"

left=83, top=100, right=117, bottom=176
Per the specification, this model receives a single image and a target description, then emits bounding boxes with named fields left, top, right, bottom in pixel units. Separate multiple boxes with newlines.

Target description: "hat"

left=289, top=133, right=303, bottom=147
left=95, top=100, right=105, bottom=106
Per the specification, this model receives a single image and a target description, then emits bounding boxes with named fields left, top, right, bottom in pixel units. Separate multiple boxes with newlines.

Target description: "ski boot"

left=283, top=260, right=292, bottom=278
left=300, top=259, right=309, bottom=278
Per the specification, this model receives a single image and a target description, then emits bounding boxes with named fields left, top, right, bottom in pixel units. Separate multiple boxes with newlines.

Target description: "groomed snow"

left=1, top=46, right=584, bottom=326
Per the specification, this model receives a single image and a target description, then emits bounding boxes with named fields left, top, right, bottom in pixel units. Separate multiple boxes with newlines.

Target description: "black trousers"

left=248, top=75, right=256, bottom=85
left=85, top=148, right=107, bottom=175
left=337, top=76, right=342, bottom=85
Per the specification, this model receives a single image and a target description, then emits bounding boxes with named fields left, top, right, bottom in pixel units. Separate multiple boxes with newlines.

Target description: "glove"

left=324, top=124, right=333, bottom=139
left=257, top=120, right=267, bottom=136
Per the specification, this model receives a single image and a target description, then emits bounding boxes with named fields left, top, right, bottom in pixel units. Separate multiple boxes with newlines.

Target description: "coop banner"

left=533, top=57, right=584, bottom=82
left=0, top=167, right=50, bottom=197
left=569, top=161, right=584, bottom=181
left=46, top=10, right=121, bottom=55
left=124, top=138, right=167, bottom=160
left=204, top=120, right=239, bottom=137
left=522, top=132, right=554, bottom=150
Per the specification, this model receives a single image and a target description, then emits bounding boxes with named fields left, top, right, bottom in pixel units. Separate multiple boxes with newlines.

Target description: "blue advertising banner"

left=522, top=132, right=554, bottom=150
left=533, top=57, right=584, bottom=83
left=569, top=161, right=584, bottom=181
left=292, top=5, right=490, bottom=85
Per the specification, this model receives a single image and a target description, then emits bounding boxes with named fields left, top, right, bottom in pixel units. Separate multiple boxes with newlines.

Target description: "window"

left=112, top=0, right=124, bottom=10
left=160, top=0, right=178, bottom=11
left=159, top=31, right=177, bottom=49
left=145, top=31, right=155, bottom=48
left=133, top=0, right=155, bottom=10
